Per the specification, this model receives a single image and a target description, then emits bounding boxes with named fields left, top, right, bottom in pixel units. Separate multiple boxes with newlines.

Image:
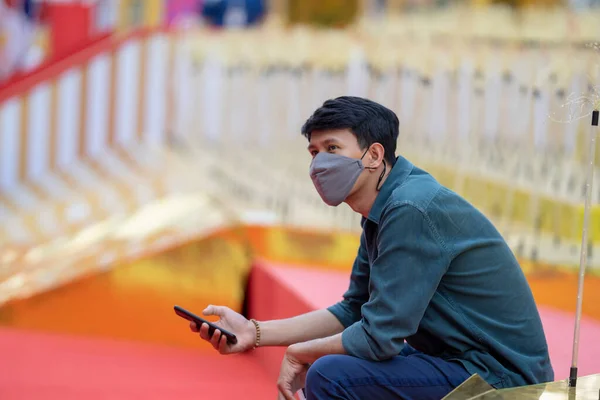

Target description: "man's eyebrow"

left=307, top=137, right=341, bottom=151
left=322, top=137, right=342, bottom=145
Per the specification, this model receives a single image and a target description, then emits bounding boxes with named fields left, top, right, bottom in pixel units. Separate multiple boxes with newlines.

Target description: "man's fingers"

left=281, top=388, right=295, bottom=400
left=218, top=333, right=228, bottom=354
left=210, top=329, right=222, bottom=349
left=199, top=323, right=211, bottom=341
left=283, top=391, right=295, bottom=400
left=276, top=383, right=295, bottom=400
left=190, top=321, right=199, bottom=332
left=276, top=383, right=286, bottom=400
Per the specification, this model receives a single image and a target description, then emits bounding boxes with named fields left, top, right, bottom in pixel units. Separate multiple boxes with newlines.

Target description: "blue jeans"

left=304, top=345, right=471, bottom=400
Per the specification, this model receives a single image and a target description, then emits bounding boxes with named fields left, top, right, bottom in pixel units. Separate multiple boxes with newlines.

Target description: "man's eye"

left=310, top=151, right=318, bottom=157
left=327, top=145, right=338, bottom=152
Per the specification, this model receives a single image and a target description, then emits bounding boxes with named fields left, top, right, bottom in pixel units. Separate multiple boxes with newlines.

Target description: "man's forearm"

left=286, top=332, right=347, bottom=365
left=257, top=309, right=344, bottom=347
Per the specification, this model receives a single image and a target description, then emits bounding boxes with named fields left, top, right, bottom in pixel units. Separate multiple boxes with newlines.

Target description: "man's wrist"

left=287, top=333, right=346, bottom=364
left=287, top=342, right=319, bottom=364
left=249, top=319, right=261, bottom=348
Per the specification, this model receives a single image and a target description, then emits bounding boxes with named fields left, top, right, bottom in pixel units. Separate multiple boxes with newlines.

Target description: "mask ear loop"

left=359, top=149, right=369, bottom=161
left=376, top=162, right=386, bottom=191
left=361, top=148, right=387, bottom=191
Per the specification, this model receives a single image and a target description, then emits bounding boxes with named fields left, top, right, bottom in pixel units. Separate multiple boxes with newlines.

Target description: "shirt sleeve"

left=327, top=231, right=371, bottom=328
left=341, top=203, right=451, bottom=361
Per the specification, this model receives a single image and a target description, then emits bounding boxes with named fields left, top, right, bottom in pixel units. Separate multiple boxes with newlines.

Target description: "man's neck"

left=347, top=191, right=378, bottom=219
left=346, top=166, right=391, bottom=218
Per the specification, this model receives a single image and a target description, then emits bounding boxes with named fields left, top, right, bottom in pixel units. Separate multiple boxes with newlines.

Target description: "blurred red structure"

left=44, top=1, right=97, bottom=60
left=0, top=0, right=113, bottom=90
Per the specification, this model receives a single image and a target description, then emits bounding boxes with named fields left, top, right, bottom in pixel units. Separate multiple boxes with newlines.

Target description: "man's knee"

left=305, top=355, right=348, bottom=397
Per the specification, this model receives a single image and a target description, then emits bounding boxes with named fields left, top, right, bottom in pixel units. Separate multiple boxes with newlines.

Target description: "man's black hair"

left=301, top=96, right=399, bottom=165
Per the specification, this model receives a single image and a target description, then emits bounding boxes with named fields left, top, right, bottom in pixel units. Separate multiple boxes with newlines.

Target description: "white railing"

left=2, top=19, right=600, bottom=305
left=170, top=25, right=600, bottom=269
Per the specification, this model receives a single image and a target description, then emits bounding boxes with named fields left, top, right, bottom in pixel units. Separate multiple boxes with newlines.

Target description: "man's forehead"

left=308, top=129, right=355, bottom=147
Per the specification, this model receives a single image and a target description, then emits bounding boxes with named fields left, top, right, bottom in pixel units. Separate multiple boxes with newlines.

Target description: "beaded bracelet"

left=250, top=319, right=261, bottom=349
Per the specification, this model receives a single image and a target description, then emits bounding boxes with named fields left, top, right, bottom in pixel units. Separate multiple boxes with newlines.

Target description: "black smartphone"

left=174, top=305, right=238, bottom=345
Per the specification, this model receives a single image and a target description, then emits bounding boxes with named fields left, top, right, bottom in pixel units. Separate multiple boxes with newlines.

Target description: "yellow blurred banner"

left=246, top=225, right=360, bottom=271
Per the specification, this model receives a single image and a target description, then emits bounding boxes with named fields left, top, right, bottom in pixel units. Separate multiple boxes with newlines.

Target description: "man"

left=191, top=96, right=554, bottom=399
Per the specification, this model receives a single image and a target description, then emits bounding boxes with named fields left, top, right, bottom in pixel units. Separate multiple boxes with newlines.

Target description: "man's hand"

left=277, top=344, right=312, bottom=400
left=189, top=305, right=256, bottom=355
left=276, top=334, right=347, bottom=399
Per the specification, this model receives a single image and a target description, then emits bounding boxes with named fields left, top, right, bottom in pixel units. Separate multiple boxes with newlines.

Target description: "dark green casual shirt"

left=328, top=155, right=554, bottom=389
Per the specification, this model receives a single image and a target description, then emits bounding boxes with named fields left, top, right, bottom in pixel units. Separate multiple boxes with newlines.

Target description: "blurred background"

left=1, top=0, right=600, bottom=398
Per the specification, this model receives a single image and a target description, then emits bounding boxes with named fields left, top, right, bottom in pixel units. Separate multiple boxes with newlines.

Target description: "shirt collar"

left=367, top=155, right=414, bottom=224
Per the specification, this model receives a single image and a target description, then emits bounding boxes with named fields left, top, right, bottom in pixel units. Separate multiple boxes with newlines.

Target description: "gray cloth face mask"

left=309, top=151, right=369, bottom=206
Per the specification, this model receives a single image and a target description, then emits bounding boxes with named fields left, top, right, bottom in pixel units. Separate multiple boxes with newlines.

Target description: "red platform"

left=0, top=327, right=276, bottom=400
left=247, top=260, right=600, bottom=381
left=2, top=260, right=599, bottom=399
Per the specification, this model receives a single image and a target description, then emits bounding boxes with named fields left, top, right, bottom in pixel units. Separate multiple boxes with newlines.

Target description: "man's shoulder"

left=386, top=167, right=446, bottom=212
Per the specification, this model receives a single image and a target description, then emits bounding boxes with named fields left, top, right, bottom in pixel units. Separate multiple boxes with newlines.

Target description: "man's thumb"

left=203, top=305, right=225, bottom=317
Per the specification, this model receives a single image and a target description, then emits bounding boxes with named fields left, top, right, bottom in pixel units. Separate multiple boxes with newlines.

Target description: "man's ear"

left=367, top=143, right=385, bottom=169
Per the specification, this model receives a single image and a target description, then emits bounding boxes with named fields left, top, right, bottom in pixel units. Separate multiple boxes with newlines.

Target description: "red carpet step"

left=0, top=327, right=275, bottom=400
